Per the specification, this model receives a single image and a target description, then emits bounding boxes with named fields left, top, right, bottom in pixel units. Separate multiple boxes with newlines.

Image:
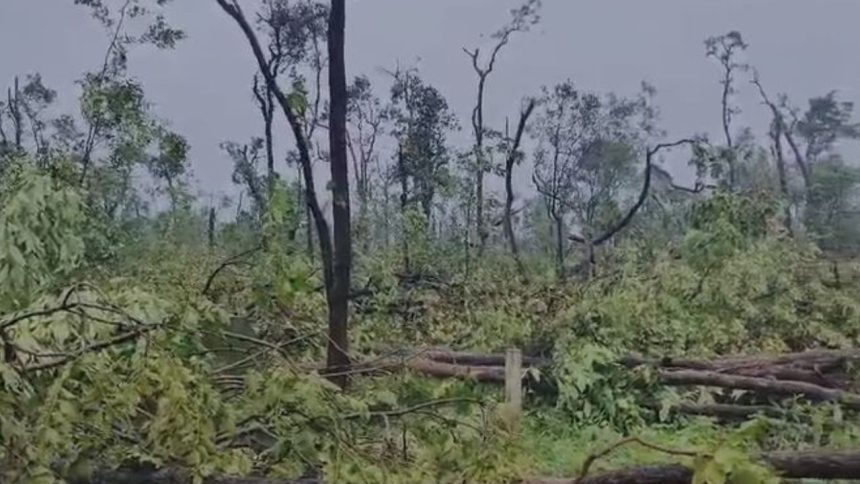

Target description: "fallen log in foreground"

left=75, top=467, right=320, bottom=484
left=83, top=450, right=860, bottom=483
left=659, top=402, right=798, bottom=421
left=527, top=450, right=860, bottom=484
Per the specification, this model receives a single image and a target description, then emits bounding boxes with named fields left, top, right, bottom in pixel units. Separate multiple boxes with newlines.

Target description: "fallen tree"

left=526, top=449, right=860, bottom=484
left=657, top=369, right=860, bottom=409
left=622, top=349, right=860, bottom=389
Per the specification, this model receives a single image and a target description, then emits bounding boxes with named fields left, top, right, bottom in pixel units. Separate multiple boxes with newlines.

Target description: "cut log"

left=527, top=464, right=693, bottom=484
left=78, top=467, right=320, bottom=484
left=766, top=450, right=860, bottom=479
left=657, top=369, right=860, bottom=409
left=422, top=349, right=549, bottom=367
left=664, top=402, right=795, bottom=421
left=526, top=450, right=860, bottom=483
left=622, top=351, right=854, bottom=388
left=405, top=358, right=506, bottom=383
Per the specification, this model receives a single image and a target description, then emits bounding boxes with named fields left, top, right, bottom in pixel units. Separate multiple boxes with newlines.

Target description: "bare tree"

left=252, top=74, right=277, bottom=197
left=347, top=75, right=388, bottom=253
left=751, top=70, right=793, bottom=231
left=705, top=30, right=748, bottom=189
left=464, top=0, right=540, bottom=257
left=502, top=98, right=536, bottom=278
left=325, top=0, right=350, bottom=387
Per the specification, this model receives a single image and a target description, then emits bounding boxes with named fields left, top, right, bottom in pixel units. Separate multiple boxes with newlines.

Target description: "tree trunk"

left=324, top=0, right=351, bottom=388
left=208, top=207, right=216, bottom=248
left=657, top=369, right=860, bottom=409
left=770, top=120, right=793, bottom=233
left=554, top=214, right=565, bottom=281
left=503, top=100, right=535, bottom=279
left=397, top=145, right=411, bottom=274
left=527, top=451, right=860, bottom=483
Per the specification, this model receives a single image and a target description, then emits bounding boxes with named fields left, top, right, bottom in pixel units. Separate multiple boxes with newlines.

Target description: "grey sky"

left=2, top=0, right=859, bottom=205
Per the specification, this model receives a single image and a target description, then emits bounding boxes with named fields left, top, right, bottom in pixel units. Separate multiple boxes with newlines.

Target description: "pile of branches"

left=623, top=349, right=860, bottom=419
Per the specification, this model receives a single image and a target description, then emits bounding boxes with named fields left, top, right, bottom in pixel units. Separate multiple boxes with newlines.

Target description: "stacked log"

left=392, top=347, right=860, bottom=419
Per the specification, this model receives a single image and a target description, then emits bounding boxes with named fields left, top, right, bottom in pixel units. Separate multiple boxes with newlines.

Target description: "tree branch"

left=570, top=139, right=697, bottom=246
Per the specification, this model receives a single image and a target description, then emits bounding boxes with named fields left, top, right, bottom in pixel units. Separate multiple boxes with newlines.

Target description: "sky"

left=2, top=0, right=859, bottom=206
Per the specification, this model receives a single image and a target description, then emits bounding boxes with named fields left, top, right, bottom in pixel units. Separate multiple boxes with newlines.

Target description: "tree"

left=347, top=75, right=389, bottom=252
left=388, top=68, right=458, bottom=271
left=222, top=138, right=268, bottom=220
left=146, top=129, right=190, bottom=213
left=806, top=156, right=860, bottom=252
left=751, top=70, right=793, bottom=230
left=463, top=0, right=540, bottom=257
left=705, top=30, right=748, bottom=189
left=325, top=0, right=351, bottom=387
left=502, top=98, right=536, bottom=277
left=216, top=0, right=353, bottom=386
left=533, top=81, right=658, bottom=279
left=1, top=75, right=57, bottom=167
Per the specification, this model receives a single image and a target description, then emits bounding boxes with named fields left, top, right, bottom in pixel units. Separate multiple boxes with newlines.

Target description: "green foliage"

left=0, top=166, right=85, bottom=309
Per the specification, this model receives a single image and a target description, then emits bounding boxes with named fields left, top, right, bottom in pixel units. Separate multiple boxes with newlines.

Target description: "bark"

left=325, top=0, right=351, bottom=387
left=503, top=99, right=536, bottom=278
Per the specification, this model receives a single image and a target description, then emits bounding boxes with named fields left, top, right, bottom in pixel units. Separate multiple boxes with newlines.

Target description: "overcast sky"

left=2, top=0, right=859, bottom=204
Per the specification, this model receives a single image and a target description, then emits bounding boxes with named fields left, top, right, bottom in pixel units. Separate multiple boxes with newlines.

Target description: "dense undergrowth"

left=2, top=165, right=860, bottom=483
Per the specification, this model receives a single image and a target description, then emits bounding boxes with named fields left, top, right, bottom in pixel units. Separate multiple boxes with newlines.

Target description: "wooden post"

left=505, top=347, right=522, bottom=426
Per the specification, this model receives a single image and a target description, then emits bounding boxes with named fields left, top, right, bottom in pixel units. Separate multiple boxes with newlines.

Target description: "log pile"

left=388, top=347, right=860, bottom=419
left=624, top=349, right=860, bottom=417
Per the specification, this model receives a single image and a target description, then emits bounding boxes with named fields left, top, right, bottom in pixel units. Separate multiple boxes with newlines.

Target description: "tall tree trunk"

left=253, top=74, right=277, bottom=198
left=770, top=121, right=793, bottom=233
left=475, top=166, right=486, bottom=255
left=208, top=207, right=216, bottom=248
left=720, top=69, right=736, bottom=189
left=325, top=0, right=351, bottom=388
left=503, top=100, right=535, bottom=279
left=263, top=95, right=275, bottom=195
left=554, top=214, right=565, bottom=282
left=398, top=145, right=411, bottom=274
left=7, top=78, right=22, bottom=151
